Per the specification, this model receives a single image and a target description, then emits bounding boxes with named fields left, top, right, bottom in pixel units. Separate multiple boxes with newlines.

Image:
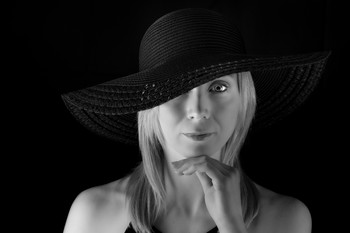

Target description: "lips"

left=183, top=133, right=212, bottom=136
left=183, top=133, right=214, bottom=141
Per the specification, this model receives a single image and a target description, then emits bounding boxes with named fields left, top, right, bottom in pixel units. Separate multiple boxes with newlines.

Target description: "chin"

left=180, top=143, right=219, bottom=158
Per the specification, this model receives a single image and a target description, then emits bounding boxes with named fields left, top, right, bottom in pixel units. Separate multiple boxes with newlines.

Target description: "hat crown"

left=139, top=8, right=246, bottom=71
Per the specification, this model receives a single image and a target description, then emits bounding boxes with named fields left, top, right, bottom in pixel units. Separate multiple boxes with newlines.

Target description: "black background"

left=11, top=0, right=346, bottom=232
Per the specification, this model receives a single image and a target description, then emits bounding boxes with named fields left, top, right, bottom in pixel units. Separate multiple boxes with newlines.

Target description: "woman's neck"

left=162, top=146, right=221, bottom=218
left=164, top=162, right=206, bottom=217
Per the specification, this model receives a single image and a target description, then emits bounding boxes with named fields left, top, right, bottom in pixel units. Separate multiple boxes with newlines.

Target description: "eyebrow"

left=213, top=76, right=233, bottom=82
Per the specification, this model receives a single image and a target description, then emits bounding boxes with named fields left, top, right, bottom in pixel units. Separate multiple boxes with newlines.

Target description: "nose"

left=186, top=87, right=210, bottom=120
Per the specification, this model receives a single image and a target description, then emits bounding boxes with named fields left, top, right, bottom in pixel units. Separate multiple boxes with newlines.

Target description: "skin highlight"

left=157, top=74, right=242, bottom=223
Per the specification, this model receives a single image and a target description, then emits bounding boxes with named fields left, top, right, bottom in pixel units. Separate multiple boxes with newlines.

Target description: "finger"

left=207, top=157, right=235, bottom=176
left=179, top=157, right=231, bottom=177
left=195, top=171, right=212, bottom=192
left=175, top=162, right=197, bottom=174
left=171, top=156, right=206, bottom=174
left=179, top=160, right=212, bottom=175
left=180, top=159, right=210, bottom=175
left=183, top=161, right=223, bottom=190
left=172, top=155, right=235, bottom=186
left=171, top=155, right=205, bottom=169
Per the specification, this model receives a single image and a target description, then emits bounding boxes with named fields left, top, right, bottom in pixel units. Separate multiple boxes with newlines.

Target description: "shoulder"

left=252, top=182, right=312, bottom=233
left=63, top=176, right=131, bottom=233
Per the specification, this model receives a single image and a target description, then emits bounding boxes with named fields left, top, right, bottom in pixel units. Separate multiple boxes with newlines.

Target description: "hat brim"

left=61, top=51, right=331, bottom=145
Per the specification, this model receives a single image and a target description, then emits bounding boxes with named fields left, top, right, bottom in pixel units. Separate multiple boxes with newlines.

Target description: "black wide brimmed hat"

left=61, top=8, right=330, bottom=145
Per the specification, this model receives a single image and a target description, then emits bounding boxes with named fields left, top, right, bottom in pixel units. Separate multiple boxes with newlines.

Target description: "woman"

left=61, top=8, right=330, bottom=233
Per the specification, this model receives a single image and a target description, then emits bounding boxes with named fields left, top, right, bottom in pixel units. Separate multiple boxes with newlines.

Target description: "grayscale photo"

left=11, top=1, right=345, bottom=233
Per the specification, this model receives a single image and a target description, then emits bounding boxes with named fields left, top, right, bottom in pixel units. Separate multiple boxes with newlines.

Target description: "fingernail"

left=182, top=170, right=190, bottom=175
left=174, top=168, right=183, bottom=175
left=177, top=171, right=184, bottom=175
left=172, top=167, right=183, bottom=175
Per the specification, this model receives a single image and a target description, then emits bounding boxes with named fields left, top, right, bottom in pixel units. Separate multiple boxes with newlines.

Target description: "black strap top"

left=125, top=223, right=218, bottom=233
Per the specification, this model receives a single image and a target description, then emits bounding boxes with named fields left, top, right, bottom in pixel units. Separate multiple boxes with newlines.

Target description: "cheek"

left=159, top=104, right=184, bottom=140
left=214, top=98, right=240, bottom=137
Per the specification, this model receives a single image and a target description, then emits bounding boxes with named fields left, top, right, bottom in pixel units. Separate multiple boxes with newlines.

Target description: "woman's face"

left=159, top=74, right=242, bottom=158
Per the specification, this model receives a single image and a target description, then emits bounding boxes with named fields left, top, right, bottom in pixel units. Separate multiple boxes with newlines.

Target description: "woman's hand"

left=171, top=155, right=247, bottom=233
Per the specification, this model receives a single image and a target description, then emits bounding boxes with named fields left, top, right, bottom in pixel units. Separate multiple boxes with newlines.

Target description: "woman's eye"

left=210, top=83, right=228, bottom=93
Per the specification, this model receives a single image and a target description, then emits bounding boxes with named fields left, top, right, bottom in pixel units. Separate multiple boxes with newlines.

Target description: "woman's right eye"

left=209, top=82, right=229, bottom=94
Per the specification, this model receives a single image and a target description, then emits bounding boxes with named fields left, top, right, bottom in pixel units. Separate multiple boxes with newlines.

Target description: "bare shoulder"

left=63, top=176, right=131, bottom=233
left=252, top=182, right=312, bottom=233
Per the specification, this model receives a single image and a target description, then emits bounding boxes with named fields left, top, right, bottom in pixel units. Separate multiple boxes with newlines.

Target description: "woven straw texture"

left=61, top=8, right=331, bottom=145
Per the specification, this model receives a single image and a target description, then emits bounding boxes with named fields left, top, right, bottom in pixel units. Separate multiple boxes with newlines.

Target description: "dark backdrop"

left=11, top=0, right=345, bottom=232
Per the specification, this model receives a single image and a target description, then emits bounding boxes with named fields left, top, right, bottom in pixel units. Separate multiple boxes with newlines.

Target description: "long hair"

left=125, top=72, right=258, bottom=233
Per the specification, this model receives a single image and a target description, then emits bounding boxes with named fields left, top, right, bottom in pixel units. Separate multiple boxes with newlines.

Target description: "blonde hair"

left=125, top=71, right=259, bottom=233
